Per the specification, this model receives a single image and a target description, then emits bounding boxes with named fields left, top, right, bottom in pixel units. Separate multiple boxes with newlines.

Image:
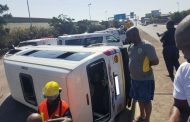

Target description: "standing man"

left=169, top=15, right=190, bottom=122
left=38, top=81, right=72, bottom=122
left=127, top=27, right=159, bottom=122
left=157, top=21, right=180, bottom=81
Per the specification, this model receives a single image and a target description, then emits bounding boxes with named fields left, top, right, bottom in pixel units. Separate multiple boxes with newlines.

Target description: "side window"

left=83, top=37, right=103, bottom=46
left=65, top=39, right=82, bottom=45
left=87, top=59, right=111, bottom=122
left=106, top=35, right=119, bottom=43
left=19, top=73, right=37, bottom=106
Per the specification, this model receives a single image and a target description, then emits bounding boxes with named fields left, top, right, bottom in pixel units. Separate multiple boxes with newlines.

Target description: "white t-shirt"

left=173, top=62, right=190, bottom=107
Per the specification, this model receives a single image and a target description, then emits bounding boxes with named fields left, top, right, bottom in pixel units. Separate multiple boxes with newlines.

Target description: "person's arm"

left=160, top=32, right=166, bottom=43
left=170, top=66, right=190, bottom=122
left=157, top=32, right=164, bottom=37
left=146, top=44, right=159, bottom=66
left=169, top=99, right=190, bottom=122
left=169, top=106, right=180, bottom=122
left=150, top=58, right=159, bottom=66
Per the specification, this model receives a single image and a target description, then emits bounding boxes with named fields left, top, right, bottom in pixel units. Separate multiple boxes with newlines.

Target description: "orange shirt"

left=38, top=99, right=69, bottom=121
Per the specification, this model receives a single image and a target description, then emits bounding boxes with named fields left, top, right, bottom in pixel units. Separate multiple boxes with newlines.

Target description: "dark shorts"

left=130, top=79, right=155, bottom=103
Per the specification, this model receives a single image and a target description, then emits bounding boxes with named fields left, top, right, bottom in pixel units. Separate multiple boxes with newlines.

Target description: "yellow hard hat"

left=42, top=81, right=61, bottom=97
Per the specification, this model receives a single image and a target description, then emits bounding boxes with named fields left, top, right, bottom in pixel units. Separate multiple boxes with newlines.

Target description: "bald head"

left=27, top=113, right=42, bottom=122
left=175, top=14, right=190, bottom=59
left=126, top=27, right=141, bottom=44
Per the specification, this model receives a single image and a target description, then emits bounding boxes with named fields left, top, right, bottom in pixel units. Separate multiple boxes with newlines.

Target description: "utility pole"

left=88, top=3, right=92, bottom=21
left=27, top=0, right=32, bottom=28
left=177, top=1, right=180, bottom=12
left=105, top=10, right=108, bottom=21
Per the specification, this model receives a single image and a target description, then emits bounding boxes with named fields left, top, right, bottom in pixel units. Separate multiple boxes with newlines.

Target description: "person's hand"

left=62, top=117, right=72, bottom=122
left=156, top=32, right=160, bottom=37
left=46, top=117, right=72, bottom=122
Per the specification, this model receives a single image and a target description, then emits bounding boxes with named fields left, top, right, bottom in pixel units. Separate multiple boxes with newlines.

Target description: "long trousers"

left=163, top=46, right=180, bottom=80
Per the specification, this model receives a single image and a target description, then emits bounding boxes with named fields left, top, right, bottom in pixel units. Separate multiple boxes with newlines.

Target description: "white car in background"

left=95, top=28, right=127, bottom=44
left=18, top=38, right=58, bottom=47
left=58, top=33, right=123, bottom=47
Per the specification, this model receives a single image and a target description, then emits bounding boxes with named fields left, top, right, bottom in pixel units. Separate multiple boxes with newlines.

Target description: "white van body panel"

left=4, top=45, right=128, bottom=122
left=4, top=60, right=70, bottom=110
left=67, top=65, right=93, bottom=122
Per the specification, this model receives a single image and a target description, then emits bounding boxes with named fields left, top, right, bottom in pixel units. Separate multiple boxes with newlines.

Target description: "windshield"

left=106, top=35, right=119, bottom=43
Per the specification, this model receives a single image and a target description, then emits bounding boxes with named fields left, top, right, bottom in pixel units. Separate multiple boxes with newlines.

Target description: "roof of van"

left=58, top=33, right=111, bottom=40
left=4, top=45, right=119, bottom=70
left=20, top=38, right=57, bottom=43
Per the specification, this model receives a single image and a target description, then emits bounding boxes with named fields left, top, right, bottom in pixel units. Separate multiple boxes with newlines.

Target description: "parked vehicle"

left=4, top=45, right=131, bottom=122
left=18, top=38, right=58, bottom=47
left=95, top=28, right=127, bottom=44
left=57, top=33, right=123, bottom=47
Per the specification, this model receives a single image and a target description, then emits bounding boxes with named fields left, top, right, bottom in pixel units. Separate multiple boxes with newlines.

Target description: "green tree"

left=77, top=20, right=91, bottom=34
left=49, top=14, right=76, bottom=36
left=100, top=21, right=109, bottom=29
left=88, top=24, right=105, bottom=33
left=0, top=4, right=12, bottom=48
left=8, top=27, right=54, bottom=46
left=170, top=9, right=190, bottom=23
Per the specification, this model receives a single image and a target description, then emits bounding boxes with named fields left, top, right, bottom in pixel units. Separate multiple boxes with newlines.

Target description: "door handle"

left=86, top=94, right=90, bottom=106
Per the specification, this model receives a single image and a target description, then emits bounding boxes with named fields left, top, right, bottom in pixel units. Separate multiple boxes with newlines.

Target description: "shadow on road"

left=0, top=95, right=36, bottom=122
left=115, top=108, right=133, bottom=122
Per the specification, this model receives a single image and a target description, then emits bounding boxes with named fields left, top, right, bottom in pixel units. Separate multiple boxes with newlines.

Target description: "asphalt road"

left=138, top=24, right=167, bottom=41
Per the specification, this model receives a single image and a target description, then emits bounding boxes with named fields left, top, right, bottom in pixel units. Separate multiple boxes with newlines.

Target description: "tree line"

left=0, top=4, right=115, bottom=50
left=170, top=9, right=190, bottom=23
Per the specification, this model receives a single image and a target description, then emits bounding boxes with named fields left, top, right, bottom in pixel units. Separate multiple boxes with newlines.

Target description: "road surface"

left=138, top=24, right=166, bottom=41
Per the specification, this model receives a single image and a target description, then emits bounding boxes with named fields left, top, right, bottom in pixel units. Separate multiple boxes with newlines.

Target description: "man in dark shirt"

left=157, top=21, right=180, bottom=81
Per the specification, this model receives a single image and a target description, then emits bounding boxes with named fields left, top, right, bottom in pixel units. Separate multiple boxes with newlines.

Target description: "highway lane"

left=138, top=24, right=167, bottom=41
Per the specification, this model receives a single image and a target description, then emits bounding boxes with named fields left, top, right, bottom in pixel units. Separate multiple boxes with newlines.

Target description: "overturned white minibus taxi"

left=3, top=45, right=131, bottom=122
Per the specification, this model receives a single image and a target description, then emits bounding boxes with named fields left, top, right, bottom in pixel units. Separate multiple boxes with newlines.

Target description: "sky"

left=1, top=0, right=190, bottom=21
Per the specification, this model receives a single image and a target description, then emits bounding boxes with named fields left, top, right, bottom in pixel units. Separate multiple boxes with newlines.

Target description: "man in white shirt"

left=169, top=15, right=190, bottom=122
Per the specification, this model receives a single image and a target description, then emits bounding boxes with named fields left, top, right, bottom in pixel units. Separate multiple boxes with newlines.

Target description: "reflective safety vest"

left=38, top=99, right=69, bottom=122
